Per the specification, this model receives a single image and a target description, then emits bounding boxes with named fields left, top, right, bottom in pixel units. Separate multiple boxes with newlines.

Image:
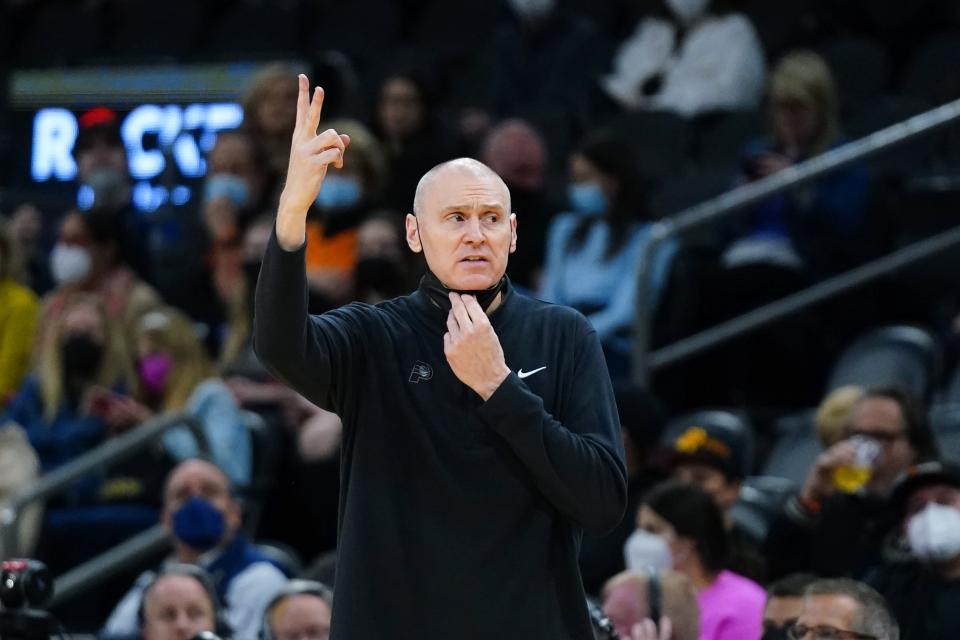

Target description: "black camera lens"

left=0, top=559, right=53, bottom=609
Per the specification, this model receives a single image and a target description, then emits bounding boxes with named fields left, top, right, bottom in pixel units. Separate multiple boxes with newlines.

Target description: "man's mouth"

left=460, top=256, right=488, bottom=263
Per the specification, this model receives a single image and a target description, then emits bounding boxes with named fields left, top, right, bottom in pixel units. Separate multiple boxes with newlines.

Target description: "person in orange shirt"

left=304, top=119, right=387, bottom=310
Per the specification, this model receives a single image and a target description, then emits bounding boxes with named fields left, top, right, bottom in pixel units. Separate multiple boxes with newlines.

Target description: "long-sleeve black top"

left=254, top=230, right=626, bottom=639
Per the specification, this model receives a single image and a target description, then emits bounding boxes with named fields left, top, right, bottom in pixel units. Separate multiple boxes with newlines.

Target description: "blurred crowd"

left=1, top=0, right=960, bottom=638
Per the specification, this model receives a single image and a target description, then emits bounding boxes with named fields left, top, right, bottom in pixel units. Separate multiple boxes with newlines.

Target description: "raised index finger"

left=295, top=74, right=310, bottom=134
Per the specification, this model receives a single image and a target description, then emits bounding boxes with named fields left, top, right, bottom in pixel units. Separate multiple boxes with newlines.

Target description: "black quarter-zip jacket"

left=254, top=230, right=627, bottom=639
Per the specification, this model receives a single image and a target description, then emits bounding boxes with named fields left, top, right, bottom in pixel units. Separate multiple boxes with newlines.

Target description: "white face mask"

left=82, top=168, right=129, bottom=213
left=507, top=0, right=556, bottom=20
left=624, top=529, right=673, bottom=572
left=664, top=0, right=710, bottom=25
left=907, top=503, right=960, bottom=563
left=50, top=243, right=92, bottom=286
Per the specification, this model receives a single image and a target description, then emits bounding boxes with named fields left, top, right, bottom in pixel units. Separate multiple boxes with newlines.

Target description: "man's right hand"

left=276, top=74, right=350, bottom=250
left=801, top=438, right=859, bottom=504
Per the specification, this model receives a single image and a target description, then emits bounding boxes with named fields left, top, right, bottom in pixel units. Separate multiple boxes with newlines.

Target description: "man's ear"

left=509, top=213, right=517, bottom=254
left=405, top=213, right=422, bottom=253
left=226, top=498, right=243, bottom=532
left=161, top=505, right=173, bottom=534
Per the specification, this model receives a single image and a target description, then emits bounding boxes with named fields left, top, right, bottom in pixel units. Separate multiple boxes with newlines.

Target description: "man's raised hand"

left=276, top=74, right=350, bottom=250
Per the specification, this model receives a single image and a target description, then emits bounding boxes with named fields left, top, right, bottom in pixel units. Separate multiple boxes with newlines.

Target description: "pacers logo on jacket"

left=408, top=361, right=434, bottom=383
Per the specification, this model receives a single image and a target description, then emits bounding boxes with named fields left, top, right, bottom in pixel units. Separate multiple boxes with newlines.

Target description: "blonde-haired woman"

left=2, top=293, right=131, bottom=474
left=724, top=50, right=871, bottom=276
left=122, top=307, right=250, bottom=487
left=1, top=293, right=138, bottom=568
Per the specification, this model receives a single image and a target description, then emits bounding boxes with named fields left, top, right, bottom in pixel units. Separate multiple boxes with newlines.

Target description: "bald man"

left=254, top=76, right=626, bottom=639
left=103, top=460, right=286, bottom=640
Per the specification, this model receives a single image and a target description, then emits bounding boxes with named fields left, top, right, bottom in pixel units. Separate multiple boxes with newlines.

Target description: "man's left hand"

left=630, top=617, right=673, bottom=640
left=444, top=293, right=510, bottom=401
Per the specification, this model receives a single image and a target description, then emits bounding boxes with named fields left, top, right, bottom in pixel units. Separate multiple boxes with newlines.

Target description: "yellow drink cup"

left=833, top=436, right=880, bottom=494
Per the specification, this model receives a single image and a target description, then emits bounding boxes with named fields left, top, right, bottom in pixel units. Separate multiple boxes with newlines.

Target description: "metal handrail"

left=50, top=524, right=170, bottom=607
left=0, top=412, right=205, bottom=557
left=632, top=96, right=960, bottom=383
left=648, top=223, right=960, bottom=371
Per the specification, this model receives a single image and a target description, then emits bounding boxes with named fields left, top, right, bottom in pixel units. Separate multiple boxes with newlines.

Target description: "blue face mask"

left=567, top=182, right=607, bottom=217
left=204, top=174, right=250, bottom=209
left=315, top=174, right=362, bottom=211
left=172, top=496, right=226, bottom=552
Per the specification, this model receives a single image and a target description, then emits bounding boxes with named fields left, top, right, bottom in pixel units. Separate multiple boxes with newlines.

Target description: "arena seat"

left=847, top=95, right=938, bottom=176
left=900, top=34, right=960, bottom=105
left=691, top=109, right=764, bottom=170
left=109, top=0, right=203, bottom=61
left=816, top=36, right=890, bottom=119
left=826, top=325, right=941, bottom=402
left=16, top=3, right=104, bottom=66
left=730, top=475, right=796, bottom=545
left=609, top=110, right=693, bottom=183
left=762, top=409, right=821, bottom=487
left=205, top=1, right=302, bottom=57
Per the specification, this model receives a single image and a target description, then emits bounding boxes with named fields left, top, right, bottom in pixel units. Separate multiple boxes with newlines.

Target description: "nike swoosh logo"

left=517, top=366, right=547, bottom=379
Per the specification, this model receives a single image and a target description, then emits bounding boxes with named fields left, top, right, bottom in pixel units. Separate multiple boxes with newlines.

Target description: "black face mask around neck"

left=419, top=270, right=507, bottom=314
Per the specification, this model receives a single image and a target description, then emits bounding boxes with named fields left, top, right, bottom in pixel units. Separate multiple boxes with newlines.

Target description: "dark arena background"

left=1, top=1, right=960, bottom=638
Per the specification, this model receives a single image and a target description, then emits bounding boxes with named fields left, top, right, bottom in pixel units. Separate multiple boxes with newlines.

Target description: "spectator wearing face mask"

left=3, top=294, right=131, bottom=475
left=1, top=294, right=146, bottom=573
left=633, top=481, right=765, bottom=640
left=601, top=0, right=766, bottom=117
left=201, top=129, right=275, bottom=247
left=865, top=461, right=960, bottom=640
left=765, top=386, right=940, bottom=580
left=0, top=221, right=40, bottom=407
left=38, top=210, right=161, bottom=358
left=104, top=459, right=287, bottom=640
left=304, top=119, right=387, bottom=310
left=539, top=133, right=676, bottom=378
left=352, top=210, right=414, bottom=304
left=105, top=307, right=251, bottom=488
left=152, top=128, right=276, bottom=351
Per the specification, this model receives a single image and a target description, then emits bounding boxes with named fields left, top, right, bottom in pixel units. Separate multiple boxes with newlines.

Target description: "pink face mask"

left=139, top=352, right=173, bottom=394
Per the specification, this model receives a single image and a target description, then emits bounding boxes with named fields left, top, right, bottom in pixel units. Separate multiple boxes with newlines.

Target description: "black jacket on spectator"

left=866, top=561, right=960, bottom=640
left=764, top=493, right=889, bottom=580
left=254, top=230, right=627, bottom=639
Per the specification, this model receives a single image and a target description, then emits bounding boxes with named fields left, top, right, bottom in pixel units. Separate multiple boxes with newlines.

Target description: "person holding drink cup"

left=764, top=386, right=939, bottom=580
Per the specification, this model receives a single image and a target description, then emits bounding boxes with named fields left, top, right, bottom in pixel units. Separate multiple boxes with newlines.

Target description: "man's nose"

left=463, top=217, right=484, bottom=243
left=174, top=612, right=193, bottom=638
